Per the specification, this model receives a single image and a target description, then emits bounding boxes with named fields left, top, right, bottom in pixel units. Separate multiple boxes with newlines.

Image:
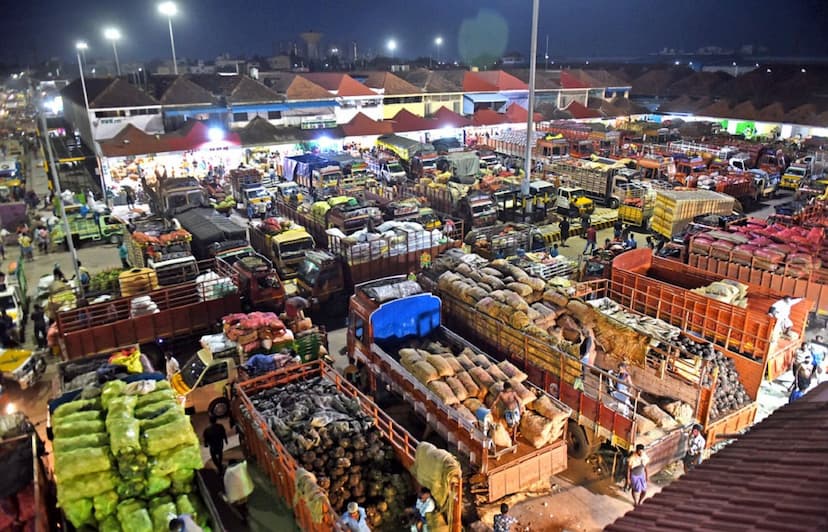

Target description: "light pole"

left=158, top=2, right=179, bottom=74
left=75, top=41, right=108, bottom=205
left=387, top=39, right=397, bottom=59
left=433, top=36, right=443, bottom=68
left=103, top=27, right=122, bottom=76
left=521, top=0, right=539, bottom=199
left=41, top=113, right=83, bottom=297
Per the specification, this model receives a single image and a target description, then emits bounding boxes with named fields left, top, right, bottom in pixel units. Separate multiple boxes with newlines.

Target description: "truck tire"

left=208, top=397, right=230, bottom=418
left=567, top=421, right=593, bottom=459
left=608, top=198, right=620, bottom=209
left=109, top=234, right=120, bottom=244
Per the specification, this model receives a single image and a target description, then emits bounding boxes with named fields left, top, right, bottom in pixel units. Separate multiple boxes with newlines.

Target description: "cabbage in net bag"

left=142, top=417, right=198, bottom=456
left=108, top=417, right=141, bottom=456
left=63, top=498, right=94, bottom=528
left=150, top=501, right=178, bottom=532
left=54, top=446, right=112, bottom=480
left=52, top=433, right=109, bottom=453
left=149, top=443, right=203, bottom=477
left=93, top=490, right=119, bottom=518
left=53, top=398, right=101, bottom=419
left=58, top=470, right=118, bottom=502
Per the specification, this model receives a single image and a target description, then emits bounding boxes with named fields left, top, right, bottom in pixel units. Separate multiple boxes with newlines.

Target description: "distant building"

left=267, top=55, right=291, bottom=71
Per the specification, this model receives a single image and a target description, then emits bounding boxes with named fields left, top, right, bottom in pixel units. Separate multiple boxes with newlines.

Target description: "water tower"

left=300, top=31, right=323, bottom=60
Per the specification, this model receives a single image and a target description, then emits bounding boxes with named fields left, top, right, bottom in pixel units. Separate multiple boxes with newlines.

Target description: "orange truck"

left=611, top=249, right=811, bottom=381
left=347, top=277, right=571, bottom=502
left=231, top=360, right=462, bottom=532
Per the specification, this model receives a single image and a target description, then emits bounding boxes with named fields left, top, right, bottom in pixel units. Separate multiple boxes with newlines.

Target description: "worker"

left=169, top=515, right=203, bottom=532
left=202, top=416, right=228, bottom=474
left=768, top=296, right=803, bottom=338
left=338, top=501, right=371, bottom=532
left=627, top=444, right=649, bottom=506
left=412, top=487, right=436, bottom=531
left=583, top=225, right=597, bottom=255
left=475, top=406, right=494, bottom=452
left=76, top=261, right=91, bottom=292
left=549, top=243, right=559, bottom=257
left=17, top=233, right=32, bottom=261
left=165, top=352, right=180, bottom=379
left=611, top=362, right=633, bottom=417
left=118, top=240, right=130, bottom=269
left=613, top=219, right=623, bottom=239
left=0, top=227, right=8, bottom=259
left=625, top=233, right=638, bottom=249
left=645, top=236, right=655, bottom=250
left=31, top=304, right=47, bottom=349
left=809, top=335, right=827, bottom=381
left=492, top=503, right=520, bottom=532
left=683, top=424, right=706, bottom=473
left=493, top=381, right=522, bottom=440
left=559, top=218, right=570, bottom=247
left=444, top=217, right=456, bottom=235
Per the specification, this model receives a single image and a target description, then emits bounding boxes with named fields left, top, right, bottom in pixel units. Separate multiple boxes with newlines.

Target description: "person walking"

left=338, top=501, right=371, bottom=532
left=76, top=261, right=91, bottom=292
left=583, top=225, right=597, bottom=255
left=0, top=227, right=8, bottom=260
left=493, top=503, right=520, bottom=532
left=627, top=444, right=649, bottom=506
left=124, top=187, right=135, bottom=210
left=31, top=304, right=47, bottom=349
left=683, top=424, right=706, bottom=473
left=203, top=416, right=228, bottom=474
left=17, top=233, right=33, bottom=261
left=246, top=202, right=255, bottom=221
left=37, top=226, right=49, bottom=254
left=53, top=263, right=67, bottom=282
left=559, top=218, right=570, bottom=247
left=613, top=218, right=623, bottom=239
left=118, top=240, right=130, bottom=269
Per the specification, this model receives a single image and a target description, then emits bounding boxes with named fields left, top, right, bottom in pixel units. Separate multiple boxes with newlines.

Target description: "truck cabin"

left=312, top=166, right=343, bottom=196
left=431, top=137, right=463, bottom=154
left=148, top=255, right=199, bottom=286
left=411, top=152, right=438, bottom=178
left=381, top=160, right=407, bottom=185
left=675, top=158, right=708, bottom=184
left=296, top=249, right=345, bottom=300
left=462, top=194, right=498, bottom=227
left=476, top=150, right=499, bottom=170
left=171, top=349, right=236, bottom=416
left=537, top=138, right=569, bottom=159
left=271, top=230, right=316, bottom=272
left=636, top=157, right=673, bottom=181
left=782, top=164, right=809, bottom=189
left=233, top=254, right=285, bottom=310
left=164, top=187, right=205, bottom=212
left=570, top=139, right=595, bottom=158
left=273, top=182, right=303, bottom=204
left=329, top=204, right=384, bottom=234
left=242, top=184, right=272, bottom=208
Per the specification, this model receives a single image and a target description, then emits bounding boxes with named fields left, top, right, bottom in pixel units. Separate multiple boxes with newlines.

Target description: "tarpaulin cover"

left=370, top=293, right=441, bottom=345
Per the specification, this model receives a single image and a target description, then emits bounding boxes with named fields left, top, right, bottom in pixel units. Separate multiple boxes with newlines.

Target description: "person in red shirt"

left=584, top=225, right=597, bottom=255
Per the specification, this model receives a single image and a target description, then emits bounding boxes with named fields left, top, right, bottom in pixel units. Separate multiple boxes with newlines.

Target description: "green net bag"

left=54, top=446, right=112, bottom=480
left=54, top=409, right=102, bottom=426
left=101, top=380, right=127, bottom=410
left=108, top=417, right=141, bottom=456
left=134, top=399, right=176, bottom=420
left=58, top=470, right=118, bottom=503
left=149, top=443, right=203, bottom=477
left=52, top=433, right=109, bottom=453
left=93, top=490, right=119, bottom=519
left=53, top=419, right=105, bottom=439
left=63, top=498, right=94, bottom=529
left=142, top=417, right=198, bottom=456
left=140, top=407, right=185, bottom=431
left=99, top=514, right=122, bottom=532
left=117, top=499, right=152, bottom=532
left=150, top=501, right=178, bottom=532
left=136, top=388, right=175, bottom=408
left=53, top=398, right=101, bottom=419
left=145, top=473, right=172, bottom=497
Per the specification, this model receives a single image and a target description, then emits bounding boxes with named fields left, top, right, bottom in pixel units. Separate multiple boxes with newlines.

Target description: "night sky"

left=4, top=0, right=827, bottom=65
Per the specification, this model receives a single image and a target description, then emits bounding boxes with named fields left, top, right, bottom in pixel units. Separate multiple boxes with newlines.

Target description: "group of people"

left=789, top=335, right=826, bottom=403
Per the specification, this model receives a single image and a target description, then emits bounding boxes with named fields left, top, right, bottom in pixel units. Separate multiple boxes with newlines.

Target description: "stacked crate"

left=651, top=190, right=735, bottom=238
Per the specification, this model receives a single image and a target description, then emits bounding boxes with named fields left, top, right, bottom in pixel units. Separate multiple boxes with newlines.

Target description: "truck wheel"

left=567, top=421, right=592, bottom=459
left=109, top=235, right=120, bottom=244
left=609, top=198, right=620, bottom=209
left=208, top=397, right=230, bottom=418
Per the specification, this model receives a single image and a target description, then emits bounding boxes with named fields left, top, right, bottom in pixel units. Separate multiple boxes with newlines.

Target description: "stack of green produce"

left=214, top=196, right=236, bottom=211
left=52, top=380, right=209, bottom=531
left=89, top=268, right=123, bottom=294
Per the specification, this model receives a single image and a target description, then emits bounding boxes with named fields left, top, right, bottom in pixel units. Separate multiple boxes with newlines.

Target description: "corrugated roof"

left=395, top=69, right=464, bottom=93
left=390, top=108, right=436, bottom=132
left=431, top=106, right=472, bottom=128
left=699, top=99, right=734, bottom=118
left=607, top=382, right=828, bottom=532
left=471, top=108, right=507, bottom=126
left=342, top=112, right=394, bottom=137
left=61, top=77, right=160, bottom=109
left=503, top=103, right=541, bottom=123
left=564, top=100, right=603, bottom=119
left=599, top=96, right=649, bottom=117
left=100, top=120, right=241, bottom=157
left=236, top=116, right=336, bottom=146
left=300, top=73, right=376, bottom=97
left=360, top=71, right=422, bottom=96
left=463, top=70, right=527, bottom=92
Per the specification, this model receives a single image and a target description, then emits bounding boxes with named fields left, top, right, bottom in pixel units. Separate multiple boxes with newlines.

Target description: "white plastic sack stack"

left=200, top=333, right=238, bottom=355
left=196, top=271, right=235, bottom=301
left=130, top=295, right=159, bottom=317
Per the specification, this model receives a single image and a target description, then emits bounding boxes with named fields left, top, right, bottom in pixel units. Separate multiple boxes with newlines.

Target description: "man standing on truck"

left=769, top=296, right=803, bottom=339
left=203, top=416, right=228, bottom=474
left=493, top=381, right=522, bottom=440
left=683, top=424, right=706, bottom=473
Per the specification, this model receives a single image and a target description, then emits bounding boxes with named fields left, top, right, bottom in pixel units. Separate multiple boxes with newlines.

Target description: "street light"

left=158, top=1, right=179, bottom=74
left=521, top=0, right=540, bottom=200
left=387, top=39, right=397, bottom=58
left=434, top=36, right=443, bottom=67
left=103, top=27, right=122, bottom=76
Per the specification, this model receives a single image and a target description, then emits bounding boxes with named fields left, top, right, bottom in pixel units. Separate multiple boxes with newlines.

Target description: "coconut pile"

left=431, top=254, right=650, bottom=365
left=398, top=341, right=569, bottom=449
left=704, top=351, right=752, bottom=421
left=249, top=376, right=411, bottom=529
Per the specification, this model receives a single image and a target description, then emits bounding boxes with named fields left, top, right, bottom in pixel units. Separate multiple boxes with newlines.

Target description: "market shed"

left=606, top=382, right=828, bottom=532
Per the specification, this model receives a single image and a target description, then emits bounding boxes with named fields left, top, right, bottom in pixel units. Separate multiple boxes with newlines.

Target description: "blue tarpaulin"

left=370, top=294, right=441, bottom=345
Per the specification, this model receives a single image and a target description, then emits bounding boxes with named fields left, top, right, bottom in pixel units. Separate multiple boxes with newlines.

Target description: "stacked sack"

left=52, top=379, right=208, bottom=531
left=130, top=295, right=159, bottom=317
left=397, top=340, right=569, bottom=449
left=196, top=271, right=237, bottom=302
left=223, top=311, right=294, bottom=354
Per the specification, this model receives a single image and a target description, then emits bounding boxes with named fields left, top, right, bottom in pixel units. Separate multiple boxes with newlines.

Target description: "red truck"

left=611, top=249, right=811, bottom=381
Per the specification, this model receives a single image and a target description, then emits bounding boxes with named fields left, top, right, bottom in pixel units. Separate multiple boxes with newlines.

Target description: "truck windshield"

left=247, top=188, right=270, bottom=199
left=278, top=238, right=314, bottom=257
left=298, top=259, right=320, bottom=286
left=388, top=163, right=404, bottom=173
left=180, top=356, right=207, bottom=389
left=787, top=167, right=806, bottom=177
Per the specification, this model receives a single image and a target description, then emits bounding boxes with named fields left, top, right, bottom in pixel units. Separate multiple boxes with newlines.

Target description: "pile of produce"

left=430, top=254, right=649, bottom=364
left=130, top=229, right=192, bottom=247
left=222, top=311, right=294, bottom=354
left=397, top=339, right=569, bottom=449
left=690, top=279, right=749, bottom=308
left=52, top=379, right=207, bottom=531
left=213, top=195, right=235, bottom=212
left=88, top=268, right=123, bottom=294
left=704, top=351, right=752, bottom=421
left=247, top=376, right=410, bottom=529
left=259, top=217, right=303, bottom=235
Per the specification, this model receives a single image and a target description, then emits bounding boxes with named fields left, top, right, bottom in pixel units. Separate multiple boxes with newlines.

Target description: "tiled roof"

left=471, top=108, right=507, bottom=126
left=300, top=73, right=376, bottom=97
left=506, top=69, right=562, bottom=90
left=395, top=69, right=464, bottom=93
left=698, top=99, right=734, bottom=117
left=599, top=96, right=649, bottom=117
left=630, top=68, right=690, bottom=97
left=361, top=71, right=422, bottom=96
left=187, top=74, right=283, bottom=104
left=535, top=102, right=572, bottom=120
left=431, top=106, right=472, bottom=128
left=390, top=108, right=436, bottom=132
left=341, top=112, right=394, bottom=137
left=730, top=100, right=760, bottom=120
left=564, top=100, right=603, bottom=119
left=266, top=73, right=333, bottom=100
left=236, top=116, right=338, bottom=146
left=155, top=76, right=216, bottom=106
left=567, top=69, right=630, bottom=88
left=61, top=77, right=160, bottom=109
left=607, top=382, right=828, bottom=532
left=463, top=70, right=527, bottom=92
left=100, top=120, right=241, bottom=157
left=503, top=103, right=541, bottom=123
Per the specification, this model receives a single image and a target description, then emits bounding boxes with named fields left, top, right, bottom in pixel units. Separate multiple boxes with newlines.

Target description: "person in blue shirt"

left=338, top=502, right=371, bottom=532
left=549, top=243, right=559, bottom=257
left=626, top=234, right=638, bottom=249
